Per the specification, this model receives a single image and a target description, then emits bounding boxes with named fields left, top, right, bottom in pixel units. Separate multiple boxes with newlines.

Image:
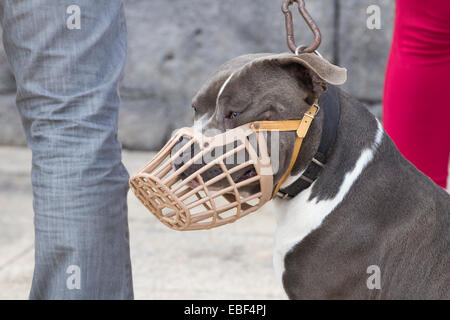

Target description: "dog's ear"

left=277, top=58, right=328, bottom=105
left=243, top=53, right=347, bottom=104
left=258, top=53, right=347, bottom=85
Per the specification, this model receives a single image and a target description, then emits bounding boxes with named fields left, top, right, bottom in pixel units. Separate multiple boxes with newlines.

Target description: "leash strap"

left=279, top=84, right=340, bottom=198
left=251, top=102, right=319, bottom=198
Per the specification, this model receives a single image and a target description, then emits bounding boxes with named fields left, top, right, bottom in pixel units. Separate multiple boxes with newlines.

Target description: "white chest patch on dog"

left=272, top=121, right=384, bottom=289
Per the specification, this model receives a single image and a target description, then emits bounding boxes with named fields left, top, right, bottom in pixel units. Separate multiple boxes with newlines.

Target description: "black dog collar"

left=276, top=84, right=341, bottom=199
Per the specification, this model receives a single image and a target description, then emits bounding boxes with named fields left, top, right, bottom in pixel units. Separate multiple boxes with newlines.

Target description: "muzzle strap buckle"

left=250, top=101, right=320, bottom=198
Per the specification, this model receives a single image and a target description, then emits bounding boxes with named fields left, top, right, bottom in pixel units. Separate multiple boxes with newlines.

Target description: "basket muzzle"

left=129, top=123, right=274, bottom=231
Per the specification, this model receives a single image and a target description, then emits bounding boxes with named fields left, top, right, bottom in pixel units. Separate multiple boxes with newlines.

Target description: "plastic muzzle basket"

left=129, top=124, right=273, bottom=231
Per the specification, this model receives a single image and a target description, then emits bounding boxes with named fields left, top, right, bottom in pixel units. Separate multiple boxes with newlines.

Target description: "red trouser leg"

left=383, top=0, right=450, bottom=188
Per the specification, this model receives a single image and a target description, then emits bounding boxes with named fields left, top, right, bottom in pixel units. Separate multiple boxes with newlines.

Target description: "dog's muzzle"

left=130, top=104, right=318, bottom=231
left=129, top=123, right=274, bottom=231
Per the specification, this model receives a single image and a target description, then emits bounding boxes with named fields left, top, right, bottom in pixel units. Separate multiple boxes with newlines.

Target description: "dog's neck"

left=272, top=90, right=384, bottom=290
left=280, top=88, right=382, bottom=201
left=277, top=85, right=341, bottom=198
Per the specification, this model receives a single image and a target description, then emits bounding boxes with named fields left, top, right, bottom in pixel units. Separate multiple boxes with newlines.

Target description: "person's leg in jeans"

left=0, top=0, right=133, bottom=299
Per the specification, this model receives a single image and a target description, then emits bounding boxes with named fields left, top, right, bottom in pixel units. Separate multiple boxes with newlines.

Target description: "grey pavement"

left=0, top=146, right=285, bottom=300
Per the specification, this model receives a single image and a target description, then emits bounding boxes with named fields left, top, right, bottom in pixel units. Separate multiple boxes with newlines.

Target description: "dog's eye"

left=229, top=111, right=239, bottom=119
left=192, top=105, right=198, bottom=113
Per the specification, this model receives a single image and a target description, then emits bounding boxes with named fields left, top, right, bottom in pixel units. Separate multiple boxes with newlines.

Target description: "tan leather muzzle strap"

left=250, top=102, right=319, bottom=198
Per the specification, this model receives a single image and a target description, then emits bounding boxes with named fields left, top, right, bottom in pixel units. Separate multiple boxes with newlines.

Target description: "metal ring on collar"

left=295, top=45, right=323, bottom=58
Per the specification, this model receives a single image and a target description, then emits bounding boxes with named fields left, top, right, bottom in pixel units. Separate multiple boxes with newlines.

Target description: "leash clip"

left=282, top=0, right=322, bottom=54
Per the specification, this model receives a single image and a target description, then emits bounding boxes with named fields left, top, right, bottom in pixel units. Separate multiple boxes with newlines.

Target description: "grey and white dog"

left=189, top=53, right=449, bottom=299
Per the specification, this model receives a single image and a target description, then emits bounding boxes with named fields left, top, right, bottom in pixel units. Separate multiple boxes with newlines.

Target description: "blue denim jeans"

left=0, top=0, right=133, bottom=299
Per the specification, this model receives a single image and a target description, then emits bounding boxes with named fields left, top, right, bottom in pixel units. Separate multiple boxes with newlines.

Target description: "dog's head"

left=175, top=53, right=346, bottom=195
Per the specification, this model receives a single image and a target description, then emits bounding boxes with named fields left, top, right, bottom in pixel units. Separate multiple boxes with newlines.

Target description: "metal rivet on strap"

left=312, top=157, right=324, bottom=167
left=276, top=191, right=290, bottom=200
left=300, top=175, right=314, bottom=184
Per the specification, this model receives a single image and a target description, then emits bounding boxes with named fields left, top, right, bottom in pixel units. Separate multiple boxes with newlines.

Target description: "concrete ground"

left=0, top=146, right=285, bottom=300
